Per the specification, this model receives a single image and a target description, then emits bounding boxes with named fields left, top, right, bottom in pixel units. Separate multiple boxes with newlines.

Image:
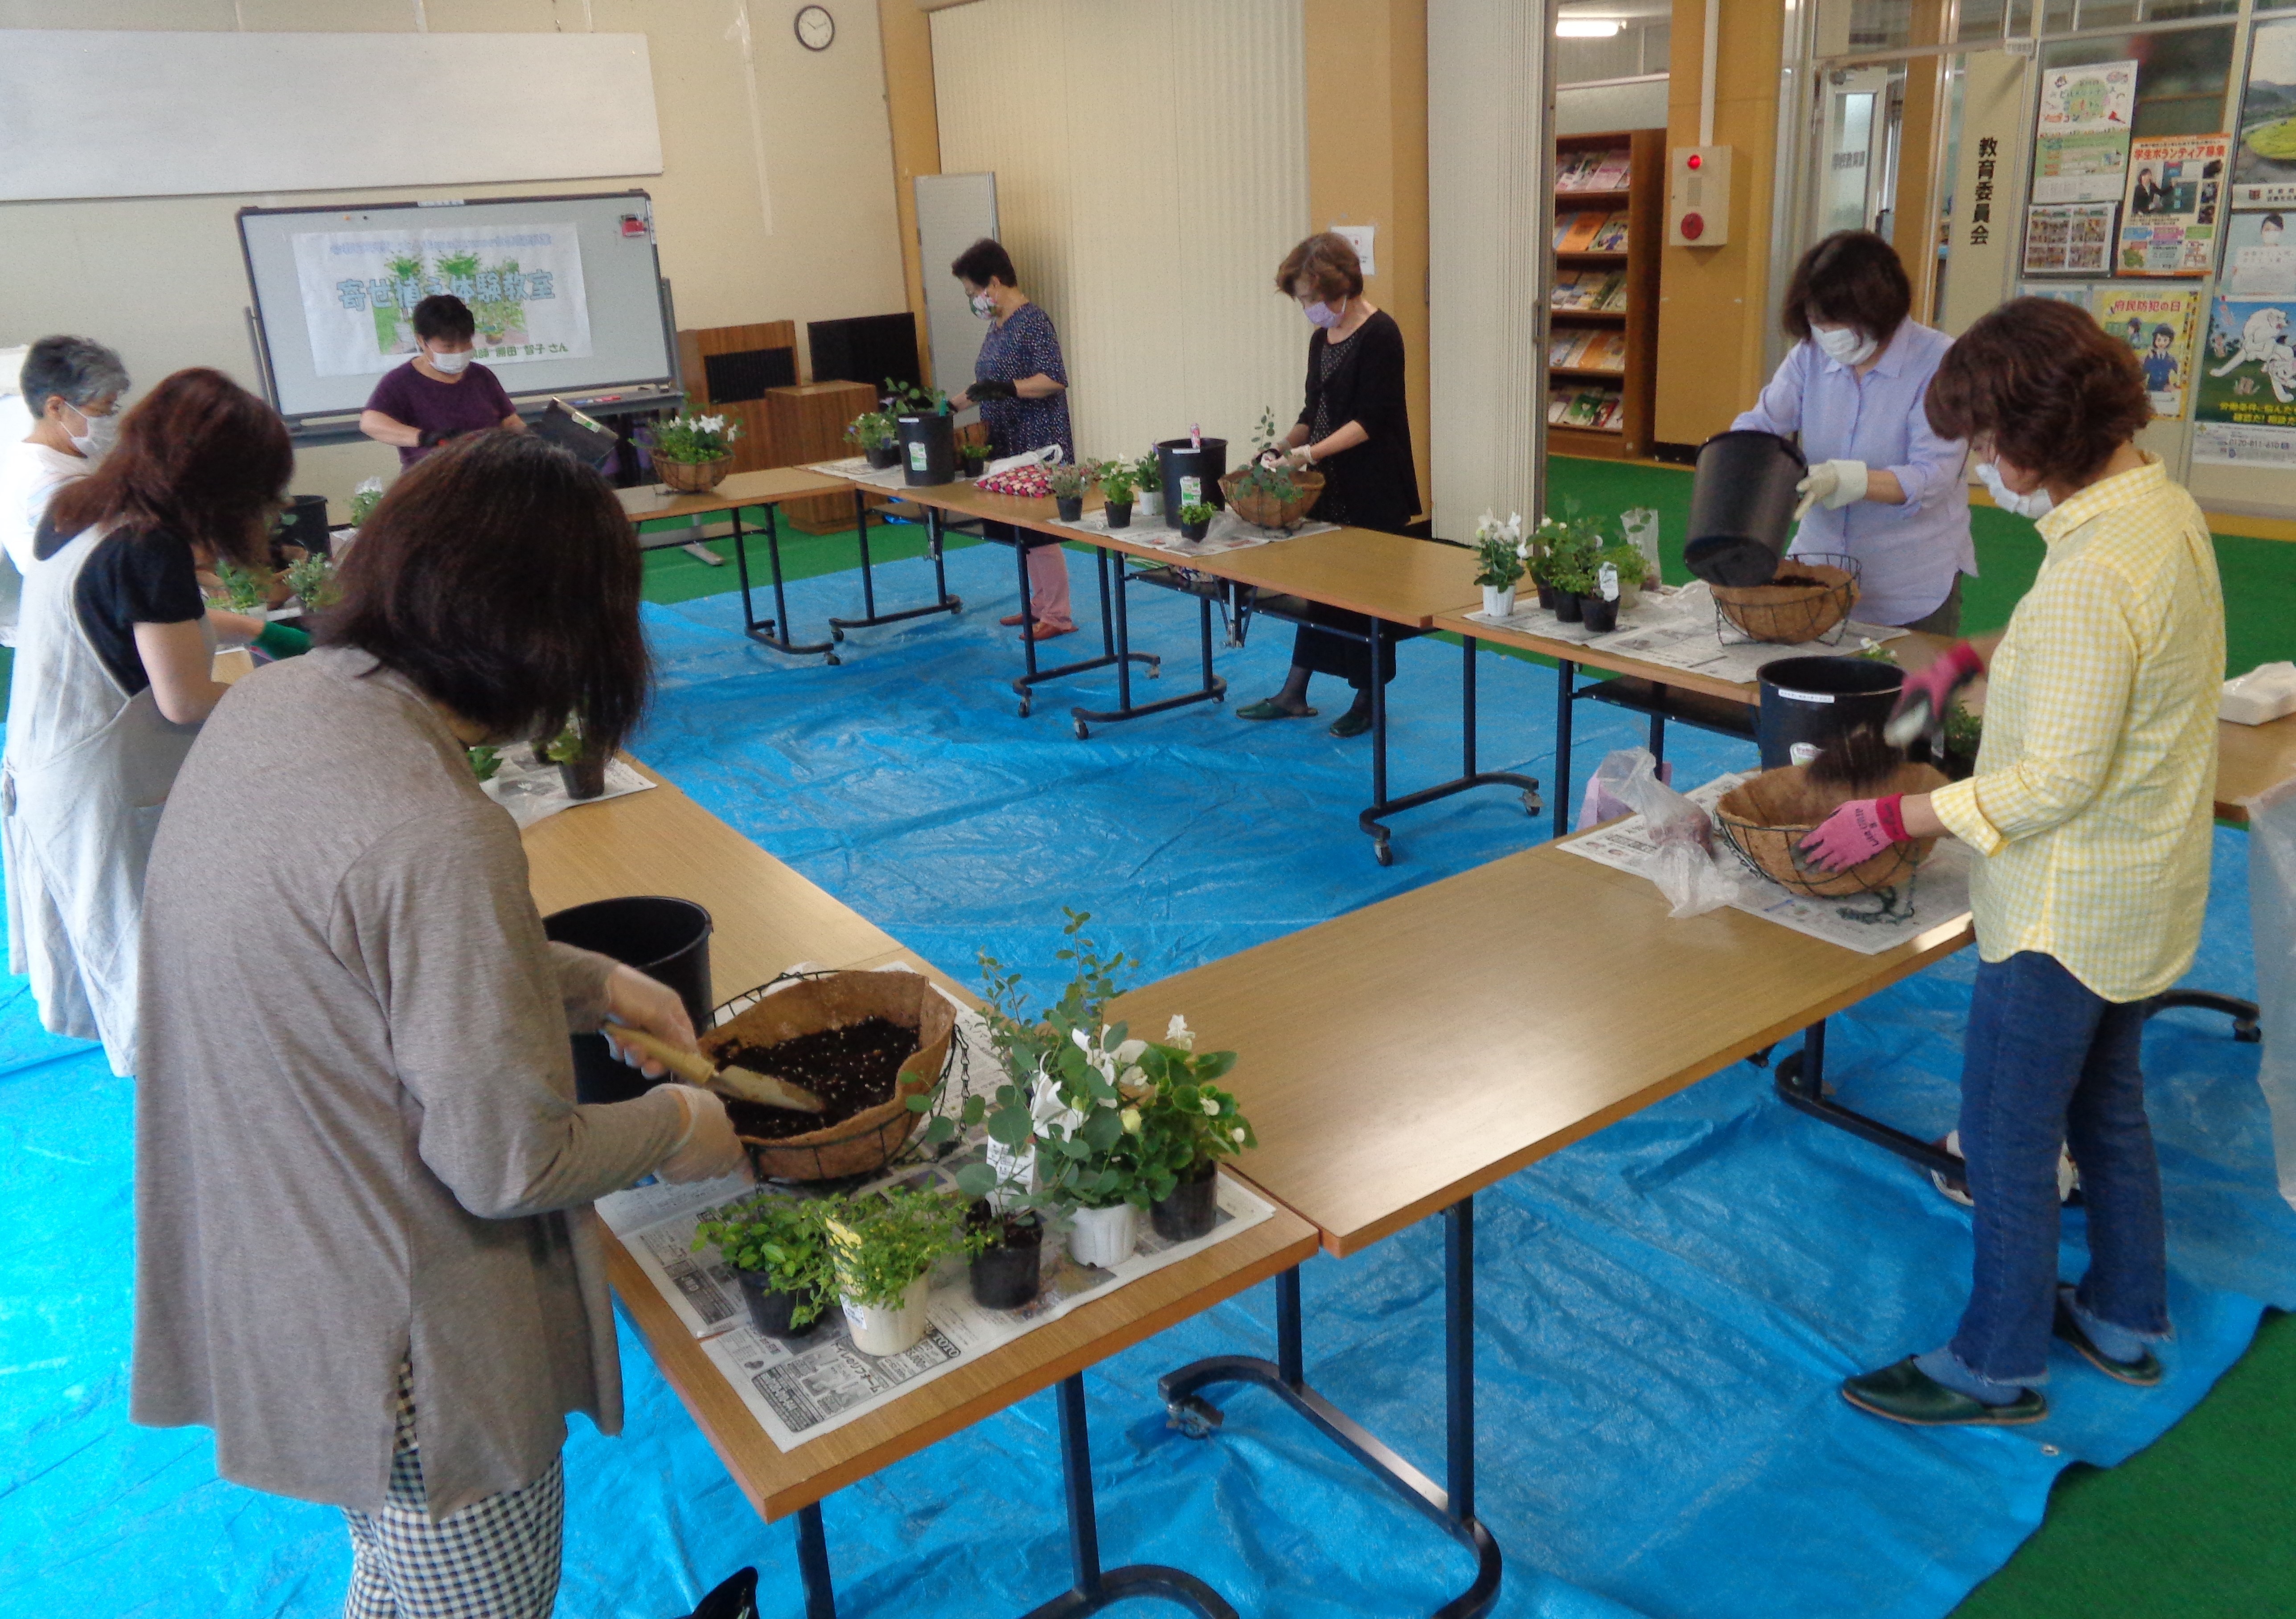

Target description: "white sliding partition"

left=1429, top=0, right=1552, bottom=530
left=930, top=0, right=1308, bottom=464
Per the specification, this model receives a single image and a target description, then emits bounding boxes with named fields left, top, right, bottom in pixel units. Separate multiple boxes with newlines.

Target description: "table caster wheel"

left=1373, top=836, right=1394, bottom=867
left=1521, top=790, right=1542, bottom=816
left=1074, top=719, right=1091, bottom=740
left=824, top=652, right=842, bottom=668
left=831, top=626, right=846, bottom=643
left=1147, top=662, right=1161, bottom=679
left=1166, top=1395, right=1224, bottom=1440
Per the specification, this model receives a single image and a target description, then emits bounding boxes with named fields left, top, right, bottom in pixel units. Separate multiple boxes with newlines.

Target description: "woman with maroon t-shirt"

left=359, top=295, right=525, bottom=467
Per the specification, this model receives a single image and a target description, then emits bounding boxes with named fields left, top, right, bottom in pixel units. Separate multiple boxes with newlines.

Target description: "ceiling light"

left=1557, top=17, right=1623, bottom=37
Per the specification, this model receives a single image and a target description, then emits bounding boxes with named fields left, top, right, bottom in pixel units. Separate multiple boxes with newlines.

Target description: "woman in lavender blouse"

left=1732, top=232, right=1973, bottom=632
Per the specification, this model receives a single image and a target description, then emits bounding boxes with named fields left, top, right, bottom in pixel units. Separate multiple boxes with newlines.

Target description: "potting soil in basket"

left=718, top=1016, right=919, bottom=1139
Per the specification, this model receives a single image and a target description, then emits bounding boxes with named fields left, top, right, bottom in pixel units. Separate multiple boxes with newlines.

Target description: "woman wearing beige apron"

left=2, top=369, right=285, bottom=1074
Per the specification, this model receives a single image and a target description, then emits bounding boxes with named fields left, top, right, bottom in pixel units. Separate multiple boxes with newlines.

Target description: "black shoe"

left=2054, top=1294, right=2164, bottom=1387
left=1328, top=705, right=1373, bottom=739
left=684, top=1567, right=758, bottom=1619
left=1840, top=1358, right=2047, bottom=1426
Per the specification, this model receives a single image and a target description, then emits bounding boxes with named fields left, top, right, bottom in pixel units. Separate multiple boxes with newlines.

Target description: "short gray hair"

left=20, top=336, right=129, bottom=414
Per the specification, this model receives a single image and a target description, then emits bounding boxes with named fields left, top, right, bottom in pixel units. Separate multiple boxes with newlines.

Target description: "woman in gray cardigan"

left=130, top=433, right=742, bottom=1616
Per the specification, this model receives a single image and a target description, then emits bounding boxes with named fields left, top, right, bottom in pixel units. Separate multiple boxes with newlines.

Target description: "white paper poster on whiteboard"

left=291, top=223, right=593, bottom=378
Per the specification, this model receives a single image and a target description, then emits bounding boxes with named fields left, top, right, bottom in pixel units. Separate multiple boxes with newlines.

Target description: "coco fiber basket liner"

left=702, top=970, right=956, bottom=1182
left=1715, top=759, right=1949, bottom=898
left=1710, top=555, right=1861, bottom=644
left=1219, top=466, right=1324, bottom=529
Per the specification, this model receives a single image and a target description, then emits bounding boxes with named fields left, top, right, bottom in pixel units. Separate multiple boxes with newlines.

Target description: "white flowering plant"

left=650, top=410, right=742, bottom=464
left=1128, top=1014, right=1253, bottom=1206
left=1472, top=509, right=1528, bottom=590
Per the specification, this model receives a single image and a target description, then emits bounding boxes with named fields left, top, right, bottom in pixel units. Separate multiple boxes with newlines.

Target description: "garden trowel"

left=605, top=1026, right=827, bottom=1113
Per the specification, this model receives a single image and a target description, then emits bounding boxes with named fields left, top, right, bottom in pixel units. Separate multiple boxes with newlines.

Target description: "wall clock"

left=794, top=5, right=834, bottom=51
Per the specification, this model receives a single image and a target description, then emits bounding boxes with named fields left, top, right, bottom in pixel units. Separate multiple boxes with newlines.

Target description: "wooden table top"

left=522, top=759, right=901, bottom=996
left=1428, top=606, right=1756, bottom=704
left=1115, top=835, right=1972, bottom=1257
left=619, top=466, right=857, bottom=526
left=1174, top=529, right=1483, bottom=629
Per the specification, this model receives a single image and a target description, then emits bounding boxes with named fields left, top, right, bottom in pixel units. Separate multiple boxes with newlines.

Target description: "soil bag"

left=1587, top=746, right=1748, bottom=918
left=2252, top=776, right=2296, bottom=1210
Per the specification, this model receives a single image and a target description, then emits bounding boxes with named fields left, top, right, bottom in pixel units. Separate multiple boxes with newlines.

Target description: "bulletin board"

left=238, top=191, right=677, bottom=426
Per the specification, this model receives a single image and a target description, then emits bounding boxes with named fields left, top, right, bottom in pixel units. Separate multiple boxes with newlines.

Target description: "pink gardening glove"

left=1801, top=795, right=1909, bottom=872
left=1884, top=641, right=1986, bottom=749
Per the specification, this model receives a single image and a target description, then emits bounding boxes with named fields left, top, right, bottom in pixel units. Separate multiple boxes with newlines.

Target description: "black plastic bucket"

left=1686, top=430, right=1806, bottom=587
left=897, top=412, right=955, bottom=486
left=1756, top=656, right=1905, bottom=770
left=541, top=896, right=714, bottom=1104
left=279, top=493, right=332, bottom=556
left=1155, top=438, right=1228, bottom=529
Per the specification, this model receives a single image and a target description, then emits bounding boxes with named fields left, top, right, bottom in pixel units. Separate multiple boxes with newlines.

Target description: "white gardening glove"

left=658, top=1085, right=745, bottom=1183
left=1793, top=459, right=1869, bottom=520
left=1282, top=443, right=1315, bottom=470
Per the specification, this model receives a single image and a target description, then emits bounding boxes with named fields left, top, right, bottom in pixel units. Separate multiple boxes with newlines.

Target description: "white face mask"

left=1813, top=324, right=1877, bottom=367
left=1976, top=457, right=2054, bottom=519
left=968, top=291, right=996, bottom=320
left=424, top=345, right=473, bottom=375
left=65, top=402, right=119, bottom=459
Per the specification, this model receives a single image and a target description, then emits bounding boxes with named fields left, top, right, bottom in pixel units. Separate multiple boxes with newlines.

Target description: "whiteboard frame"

left=237, top=191, right=680, bottom=431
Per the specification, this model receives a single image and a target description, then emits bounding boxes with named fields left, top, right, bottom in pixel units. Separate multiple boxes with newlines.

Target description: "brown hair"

left=46, top=367, right=290, bottom=567
left=1926, top=298, right=2153, bottom=485
left=1780, top=231, right=1912, bottom=346
left=321, top=432, right=651, bottom=751
left=1275, top=232, right=1365, bottom=302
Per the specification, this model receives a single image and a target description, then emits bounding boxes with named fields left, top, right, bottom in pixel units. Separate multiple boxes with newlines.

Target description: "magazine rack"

left=1548, top=127, right=1664, bottom=460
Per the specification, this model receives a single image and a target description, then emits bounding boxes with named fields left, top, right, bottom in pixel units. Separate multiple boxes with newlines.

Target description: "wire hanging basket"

left=1710, top=553, right=1861, bottom=645
left=706, top=968, right=975, bottom=1184
left=1712, top=761, right=1949, bottom=899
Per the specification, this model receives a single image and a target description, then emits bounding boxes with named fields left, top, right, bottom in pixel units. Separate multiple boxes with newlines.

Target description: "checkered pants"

left=341, top=1363, right=565, bottom=1619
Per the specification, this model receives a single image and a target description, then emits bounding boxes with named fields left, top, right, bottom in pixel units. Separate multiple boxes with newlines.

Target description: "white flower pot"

left=1138, top=489, right=1165, bottom=518
left=840, top=1275, right=932, bottom=1357
left=1481, top=584, right=1517, bottom=618
left=1066, top=1201, right=1140, bottom=1269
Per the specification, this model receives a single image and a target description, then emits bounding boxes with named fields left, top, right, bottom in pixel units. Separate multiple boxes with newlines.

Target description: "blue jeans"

left=1949, top=951, right=2170, bottom=1384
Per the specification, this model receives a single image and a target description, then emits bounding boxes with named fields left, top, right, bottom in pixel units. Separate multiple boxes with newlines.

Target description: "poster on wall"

left=2032, top=59, right=2137, bottom=204
left=2016, top=283, right=2100, bottom=308
left=289, top=223, right=593, bottom=378
left=2232, top=18, right=2296, bottom=209
left=2193, top=291, right=2296, bottom=463
left=2222, top=210, right=2296, bottom=298
left=2022, top=202, right=2118, bottom=275
left=2095, top=287, right=2202, bottom=417
left=2116, top=135, right=2228, bottom=275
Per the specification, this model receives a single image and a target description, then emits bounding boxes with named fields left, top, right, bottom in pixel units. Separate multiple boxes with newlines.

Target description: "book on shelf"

left=1549, top=328, right=1603, bottom=367
left=1580, top=330, right=1628, bottom=371
left=1588, top=148, right=1632, bottom=189
left=1589, top=210, right=1632, bottom=252
left=1558, top=390, right=1607, bottom=428
left=1548, top=387, right=1574, bottom=424
left=1555, top=151, right=1602, bottom=191
left=1591, top=390, right=1625, bottom=429
left=1594, top=271, right=1629, bottom=312
left=1550, top=268, right=1587, bottom=307
left=1554, top=211, right=1607, bottom=253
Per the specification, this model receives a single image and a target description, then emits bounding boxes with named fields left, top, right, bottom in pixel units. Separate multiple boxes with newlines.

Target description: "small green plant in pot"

left=1472, top=510, right=1528, bottom=619
left=1177, top=500, right=1215, bottom=542
left=545, top=722, right=608, bottom=801
left=210, top=558, right=271, bottom=618
left=848, top=409, right=900, bottom=468
left=959, top=439, right=992, bottom=478
left=1598, top=541, right=1648, bottom=610
left=284, top=551, right=340, bottom=619
left=1048, top=459, right=1093, bottom=522
left=1097, top=458, right=1139, bottom=529
left=695, top=1195, right=835, bottom=1340
left=1942, top=699, right=1983, bottom=780
left=466, top=744, right=503, bottom=783
left=1133, top=452, right=1165, bottom=518
left=1131, top=1016, right=1252, bottom=1243
left=823, top=1185, right=976, bottom=1357
left=649, top=410, right=743, bottom=493
left=347, top=477, right=385, bottom=530
left=1548, top=553, right=1598, bottom=624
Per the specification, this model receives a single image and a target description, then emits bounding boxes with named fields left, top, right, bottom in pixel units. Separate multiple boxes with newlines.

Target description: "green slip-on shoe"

left=2054, top=1296, right=2164, bottom=1387
left=1328, top=708, right=1374, bottom=739
left=1236, top=700, right=1317, bottom=721
left=1840, top=1358, right=2048, bottom=1426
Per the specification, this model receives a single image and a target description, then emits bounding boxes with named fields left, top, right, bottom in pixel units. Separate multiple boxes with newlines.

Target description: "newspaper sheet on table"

left=1462, top=581, right=1907, bottom=687
left=1048, top=507, right=1337, bottom=556
left=480, top=752, right=653, bottom=829
left=1563, top=772, right=1973, bottom=955
left=809, top=456, right=912, bottom=491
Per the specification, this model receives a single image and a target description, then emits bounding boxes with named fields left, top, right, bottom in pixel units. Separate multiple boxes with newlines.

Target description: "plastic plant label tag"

left=908, top=441, right=928, bottom=470
left=1775, top=688, right=1834, bottom=704
left=1180, top=475, right=1202, bottom=505
left=1790, top=742, right=1822, bottom=766
left=1599, top=562, right=1620, bottom=602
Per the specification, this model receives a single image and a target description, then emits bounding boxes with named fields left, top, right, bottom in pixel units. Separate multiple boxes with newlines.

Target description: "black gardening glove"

left=967, top=377, right=1017, bottom=401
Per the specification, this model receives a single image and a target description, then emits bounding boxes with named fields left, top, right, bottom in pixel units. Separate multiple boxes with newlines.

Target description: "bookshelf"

left=1547, top=128, right=1663, bottom=460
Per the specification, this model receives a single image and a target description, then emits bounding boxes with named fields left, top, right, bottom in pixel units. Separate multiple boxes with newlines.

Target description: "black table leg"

left=1551, top=657, right=1577, bottom=841
left=1071, top=553, right=1221, bottom=737
left=1159, top=1197, right=1504, bottom=1619
left=2143, top=990, right=2262, bottom=1041
left=1357, top=635, right=1542, bottom=867
left=1775, top=1019, right=1961, bottom=1176
left=730, top=503, right=837, bottom=661
left=795, top=1502, right=836, bottom=1619
left=828, top=491, right=964, bottom=640
left=1011, top=539, right=1156, bottom=718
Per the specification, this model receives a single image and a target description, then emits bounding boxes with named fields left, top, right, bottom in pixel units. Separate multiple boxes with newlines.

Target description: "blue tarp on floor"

left=0, top=539, right=2283, bottom=1618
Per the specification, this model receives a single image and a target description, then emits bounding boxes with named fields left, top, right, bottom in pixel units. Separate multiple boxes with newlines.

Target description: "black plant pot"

left=960, top=457, right=989, bottom=480
left=865, top=443, right=901, bottom=469
left=559, top=755, right=609, bottom=800
left=736, top=1270, right=822, bottom=1341
left=1581, top=595, right=1619, bottom=634
left=967, top=1205, right=1045, bottom=1310
left=1150, top=1160, right=1220, bottom=1243
left=1535, top=579, right=1558, bottom=611
left=1554, top=590, right=1584, bottom=624
left=897, top=411, right=956, bottom=486
left=1180, top=520, right=1210, bottom=542
left=1055, top=495, right=1084, bottom=522
left=1105, top=500, right=1133, bottom=529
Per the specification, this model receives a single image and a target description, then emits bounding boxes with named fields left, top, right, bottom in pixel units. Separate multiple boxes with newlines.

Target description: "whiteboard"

left=239, top=193, right=676, bottom=423
left=0, top=31, right=660, bottom=203
left=915, top=173, right=998, bottom=397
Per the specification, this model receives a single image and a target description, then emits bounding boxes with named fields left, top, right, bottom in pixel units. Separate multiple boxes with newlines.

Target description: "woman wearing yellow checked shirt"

left=1800, top=298, right=2225, bottom=1426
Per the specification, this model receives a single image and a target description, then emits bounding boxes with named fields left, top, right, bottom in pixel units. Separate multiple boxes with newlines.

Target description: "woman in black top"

left=1236, top=232, right=1421, bottom=738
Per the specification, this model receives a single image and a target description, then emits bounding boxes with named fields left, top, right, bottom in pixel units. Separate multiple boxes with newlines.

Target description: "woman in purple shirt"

left=360, top=295, right=525, bottom=468
left=1732, top=232, right=1973, bottom=632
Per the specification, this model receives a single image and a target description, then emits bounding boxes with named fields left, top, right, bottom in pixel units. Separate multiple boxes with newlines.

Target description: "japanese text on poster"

left=290, top=223, right=592, bottom=377
left=2234, top=19, right=2296, bottom=209
left=2117, top=135, right=2228, bottom=277
left=2022, top=202, right=2118, bottom=275
left=2096, top=287, right=2202, bottom=418
left=2033, top=60, right=2136, bottom=205
left=2194, top=291, right=2296, bottom=464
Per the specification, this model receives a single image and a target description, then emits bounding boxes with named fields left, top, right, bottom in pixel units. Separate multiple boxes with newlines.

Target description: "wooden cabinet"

left=1547, top=128, right=1663, bottom=461
left=767, top=380, right=879, bottom=533
left=676, top=321, right=797, bottom=474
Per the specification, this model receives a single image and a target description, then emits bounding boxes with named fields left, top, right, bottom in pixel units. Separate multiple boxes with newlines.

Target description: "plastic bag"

left=2223, top=661, right=2296, bottom=725
left=1578, top=747, right=1673, bottom=829
left=1587, top=747, right=1748, bottom=918
left=2252, top=776, right=2296, bottom=1211
left=1621, top=507, right=1663, bottom=582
